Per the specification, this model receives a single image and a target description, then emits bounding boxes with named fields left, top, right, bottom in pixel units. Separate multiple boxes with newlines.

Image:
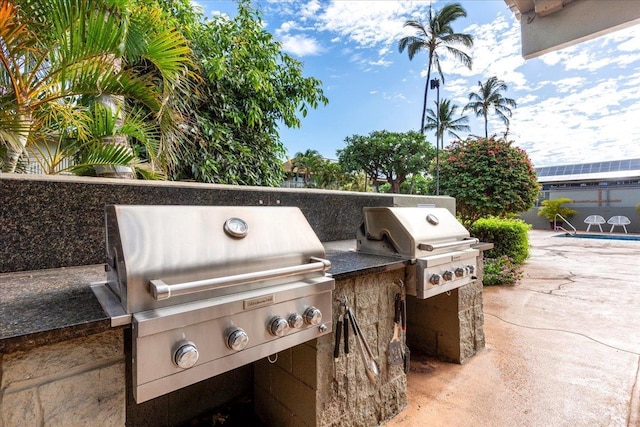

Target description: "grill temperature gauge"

left=223, top=217, right=249, bottom=238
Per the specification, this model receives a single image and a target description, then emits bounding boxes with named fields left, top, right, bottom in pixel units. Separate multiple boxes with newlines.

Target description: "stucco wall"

left=522, top=186, right=639, bottom=233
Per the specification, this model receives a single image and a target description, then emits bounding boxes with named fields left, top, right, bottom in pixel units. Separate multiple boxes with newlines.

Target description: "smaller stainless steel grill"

left=94, top=205, right=334, bottom=403
left=356, top=207, right=478, bottom=299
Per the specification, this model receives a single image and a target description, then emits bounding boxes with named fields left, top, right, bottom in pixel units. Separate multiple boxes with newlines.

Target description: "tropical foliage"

left=470, top=217, right=530, bottom=286
left=537, top=197, right=577, bottom=222
left=291, top=149, right=324, bottom=186
left=398, top=3, right=473, bottom=134
left=482, top=255, right=523, bottom=286
left=464, top=76, right=517, bottom=138
left=438, top=136, right=539, bottom=224
left=0, top=0, right=196, bottom=177
left=169, top=0, right=328, bottom=185
left=337, top=130, right=435, bottom=193
left=470, top=217, right=531, bottom=264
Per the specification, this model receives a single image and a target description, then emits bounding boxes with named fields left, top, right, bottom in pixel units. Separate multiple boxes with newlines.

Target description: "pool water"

left=555, top=233, right=640, bottom=241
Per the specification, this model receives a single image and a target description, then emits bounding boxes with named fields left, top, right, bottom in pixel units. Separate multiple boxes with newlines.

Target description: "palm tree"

left=292, top=149, right=323, bottom=186
left=398, top=3, right=473, bottom=134
left=0, top=0, right=195, bottom=176
left=425, top=98, right=470, bottom=144
left=463, top=76, right=517, bottom=138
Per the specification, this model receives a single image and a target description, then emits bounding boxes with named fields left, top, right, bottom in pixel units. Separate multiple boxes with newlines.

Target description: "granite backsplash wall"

left=0, top=174, right=453, bottom=273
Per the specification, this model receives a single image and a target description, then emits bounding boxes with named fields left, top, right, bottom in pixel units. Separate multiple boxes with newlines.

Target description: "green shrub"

left=483, top=255, right=522, bottom=286
left=469, top=217, right=531, bottom=264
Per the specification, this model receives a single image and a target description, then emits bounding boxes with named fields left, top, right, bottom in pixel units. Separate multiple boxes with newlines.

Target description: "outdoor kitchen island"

left=0, top=175, right=489, bottom=427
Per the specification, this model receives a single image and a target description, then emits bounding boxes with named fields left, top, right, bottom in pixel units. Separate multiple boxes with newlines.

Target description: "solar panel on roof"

left=533, top=158, right=640, bottom=178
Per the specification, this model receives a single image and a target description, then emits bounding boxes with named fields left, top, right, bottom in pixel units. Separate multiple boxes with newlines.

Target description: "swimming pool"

left=555, top=233, right=640, bottom=242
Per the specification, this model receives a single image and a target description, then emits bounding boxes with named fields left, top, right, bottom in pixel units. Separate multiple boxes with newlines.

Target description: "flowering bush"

left=483, top=255, right=522, bottom=286
left=439, top=137, right=540, bottom=225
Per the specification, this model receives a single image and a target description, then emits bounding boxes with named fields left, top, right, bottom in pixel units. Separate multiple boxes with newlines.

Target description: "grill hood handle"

left=418, top=238, right=479, bottom=252
left=149, top=257, right=331, bottom=301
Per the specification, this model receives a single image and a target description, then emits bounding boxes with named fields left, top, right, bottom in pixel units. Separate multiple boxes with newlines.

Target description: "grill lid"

left=356, top=207, right=475, bottom=258
left=105, top=205, right=329, bottom=313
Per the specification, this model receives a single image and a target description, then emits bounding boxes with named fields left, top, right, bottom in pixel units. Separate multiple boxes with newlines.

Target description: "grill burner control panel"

left=132, top=277, right=333, bottom=403
left=411, top=248, right=479, bottom=299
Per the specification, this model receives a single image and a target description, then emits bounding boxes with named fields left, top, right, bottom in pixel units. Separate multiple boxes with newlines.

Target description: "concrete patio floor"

left=385, top=230, right=640, bottom=427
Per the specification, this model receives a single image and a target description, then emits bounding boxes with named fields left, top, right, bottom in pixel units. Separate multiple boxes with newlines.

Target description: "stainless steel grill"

left=93, top=205, right=334, bottom=403
left=356, top=207, right=478, bottom=298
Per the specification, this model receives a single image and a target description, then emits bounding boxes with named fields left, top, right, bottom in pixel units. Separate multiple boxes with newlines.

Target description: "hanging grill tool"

left=344, top=297, right=379, bottom=382
left=388, top=293, right=404, bottom=365
left=333, top=303, right=349, bottom=360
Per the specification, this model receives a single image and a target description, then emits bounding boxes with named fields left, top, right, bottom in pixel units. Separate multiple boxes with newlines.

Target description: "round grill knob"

left=455, top=267, right=465, bottom=277
left=173, top=342, right=199, bottom=369
left=430, top=274, right=442, bottom=285
left=227, top=328, right=249, bottom=351
left=288, top=313, right=304, bottom=329
left=269, top=317, right=289, bottom=337
left=304, top=307, right=322, bottom=325
left=466, top=265, right=475, bottom=274
left=442, top=270, right=454, bottom=281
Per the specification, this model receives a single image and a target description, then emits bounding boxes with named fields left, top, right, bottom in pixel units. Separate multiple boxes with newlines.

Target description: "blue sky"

left=197, top=0, right=640, bottom=168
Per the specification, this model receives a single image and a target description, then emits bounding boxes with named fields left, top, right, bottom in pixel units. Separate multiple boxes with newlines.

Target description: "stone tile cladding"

left=255, top=270, right=408, bottom=426
left=1, top=330, right=125, bottom=426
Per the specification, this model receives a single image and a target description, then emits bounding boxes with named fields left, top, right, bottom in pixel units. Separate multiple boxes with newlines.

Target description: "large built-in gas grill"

left=356, top=207, right=478, bottom=299
left=99, top=205, right=334, bottom=403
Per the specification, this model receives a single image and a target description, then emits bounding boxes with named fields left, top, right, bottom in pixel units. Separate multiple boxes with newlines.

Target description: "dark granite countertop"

left=0, top=241, right=492, bottom=354
left=0, top=245, right=407, bottom=354
left=0, top=265, right=114, bottom=354
left=324, top=249, right=408, bottom=280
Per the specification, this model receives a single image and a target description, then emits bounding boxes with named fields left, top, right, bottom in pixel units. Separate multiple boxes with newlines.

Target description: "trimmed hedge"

left=469, top=217, right=531, bottom=265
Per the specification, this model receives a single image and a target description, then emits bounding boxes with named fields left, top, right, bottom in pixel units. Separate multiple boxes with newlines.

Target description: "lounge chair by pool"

left=607, top=215, right=631, bottom=233
left=584, top=215, right=606, bottom=232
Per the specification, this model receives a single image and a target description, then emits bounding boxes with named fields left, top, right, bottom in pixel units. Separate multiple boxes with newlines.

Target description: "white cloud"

left=552, top=77, right=587, bottom=93
left=280, top=34, right=323, bottom=56
left=316, top=2, right=430, bottom=48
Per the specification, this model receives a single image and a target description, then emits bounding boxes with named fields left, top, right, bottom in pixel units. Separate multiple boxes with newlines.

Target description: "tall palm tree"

left=398, top=3, right=473, bottom=134
left=425, top=98, right=470, bottom=144
left=0, top=0, right=195, bottom=176
left=463, top=76, right=517, bottom=138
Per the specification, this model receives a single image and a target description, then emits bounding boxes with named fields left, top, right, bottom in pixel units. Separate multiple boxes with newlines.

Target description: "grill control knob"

left=173, top=342, right=199, bottom=369
left=466, top=265, right=475, bottom=274
left=227, top=328, right=249, bottom=351
left=288, top=313, right=304, bottom=329
left=442, top=270, right=454, bottom=281
left=455, top=267, right=465, bottom=278
left=430, top=274, right=442, bottom=285
left=304, top=307, right=322, bottom=325
left=269, top=317, right=290, bottom=337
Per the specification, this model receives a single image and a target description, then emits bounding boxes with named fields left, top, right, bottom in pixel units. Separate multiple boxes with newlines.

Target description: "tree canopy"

left=438, top=136, right=539, bottom=224
left=337, top=130, right=434, bottom=193
left=170, top=0, right=328, bottom=185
